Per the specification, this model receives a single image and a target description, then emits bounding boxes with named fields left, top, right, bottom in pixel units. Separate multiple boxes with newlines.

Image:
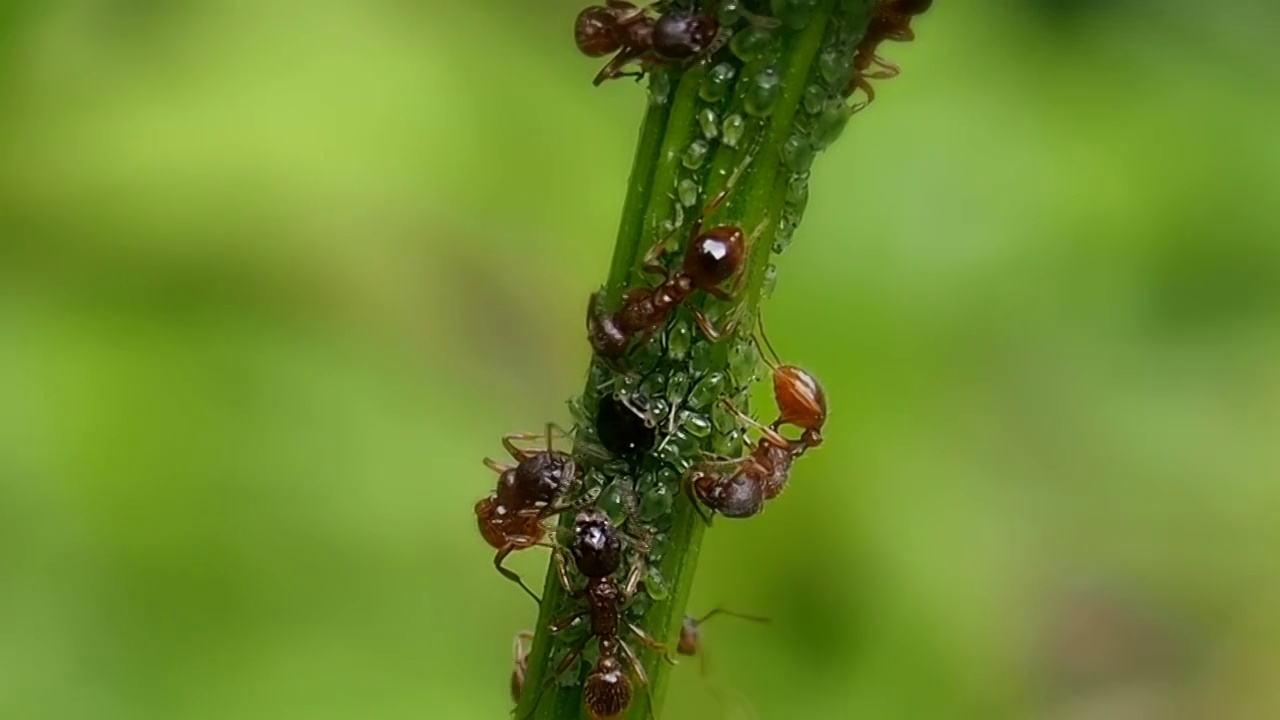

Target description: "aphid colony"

left=468, top=2, right=931, bottom=718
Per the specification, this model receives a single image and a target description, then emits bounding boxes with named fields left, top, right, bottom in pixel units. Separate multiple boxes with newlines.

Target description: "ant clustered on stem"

left=587, top=144, right=764, bottom=365
left=684, top=319, right=828, bottom=521
left=575, top=1, right=719, bottom=86
left=519, top=509, right=676, bottom=720
left=846, top=0, right=933, bottom=112
left=474, top=423, right=584, bottom=603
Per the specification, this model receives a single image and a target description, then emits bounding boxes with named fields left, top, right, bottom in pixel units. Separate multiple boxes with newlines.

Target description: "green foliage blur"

left=2, top=1, right=1279, bottom=718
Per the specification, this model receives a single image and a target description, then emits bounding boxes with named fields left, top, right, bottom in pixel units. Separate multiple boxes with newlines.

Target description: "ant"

left=678, top=606, right=770, bottom=663
left=519, top=510, right=676, bottom=720
left=475, top=423, right=583, bottom=603
left=588, top=147, right=765, bottom=363
left=684, top=320, right=827, bottom=521
left=509, top=609, right=768, bottom=710
left=575, top=1, right=721, bottom=86
left=846, top=0, right=933, bottom=112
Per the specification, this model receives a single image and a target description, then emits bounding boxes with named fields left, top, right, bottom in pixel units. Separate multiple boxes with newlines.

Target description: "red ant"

left=684, top=321, right=827, bottom=521
left=474, top=423, right=582, bottom=603
left=575, top=1, right=721, bottom=86
left=846, top=0, right=933, bottom=112
left=588, top=148, right=764, bottom=363
left=519, top=510, right=676, bottom=720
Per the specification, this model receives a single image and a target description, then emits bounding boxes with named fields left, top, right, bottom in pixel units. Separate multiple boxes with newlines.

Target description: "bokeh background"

left=3, top=1, right=1279, bottom=718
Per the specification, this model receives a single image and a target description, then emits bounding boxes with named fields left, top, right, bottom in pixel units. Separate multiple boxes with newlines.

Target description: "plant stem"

left=515, top=2, right=877, bottom=718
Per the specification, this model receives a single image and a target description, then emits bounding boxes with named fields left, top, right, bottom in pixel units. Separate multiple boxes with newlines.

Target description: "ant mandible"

left=846, top=0, right=933, bottom=112
left=588, top=147, right=764, bottom=363
left=575, top=1, right=722, bottom=86
left=519, top=510, right=676, bottom=720
left=684, top=322, right=827, bottom=521
left=474, top=423, right=582, bottom=603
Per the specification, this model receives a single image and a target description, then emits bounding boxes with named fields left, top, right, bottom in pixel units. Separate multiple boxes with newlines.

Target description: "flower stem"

left=515, top=2, right=878, bottom=718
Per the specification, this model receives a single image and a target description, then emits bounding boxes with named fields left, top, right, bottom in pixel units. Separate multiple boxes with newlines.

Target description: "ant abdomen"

left=584, top=652, right=632, bottom=720
left=770, top=364, right=827, bottom=434
left=684, top=227, right=745, bottom=288
left=694, top=470, right=764, bottom=519
left=575, top=6, right=623, bottom=57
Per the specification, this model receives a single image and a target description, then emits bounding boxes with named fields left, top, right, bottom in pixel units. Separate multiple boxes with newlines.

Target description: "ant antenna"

left=754, top=311, right=783, bottom=368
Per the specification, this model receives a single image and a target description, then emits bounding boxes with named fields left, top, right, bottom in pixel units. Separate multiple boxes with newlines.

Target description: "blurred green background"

left=2, top=1, right=1279, bottom=718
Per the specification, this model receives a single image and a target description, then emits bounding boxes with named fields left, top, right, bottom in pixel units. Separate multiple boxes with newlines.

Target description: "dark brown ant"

left=575, top=1, right=722, bottom=86
left=510, top=609, right=769, bottom=710
left=684, top=324, right=827, bottom=521
left=846, top=0, right=933, bottom=112
left=519, top=510, right=676, bottom=720
left=474, top=423, right=582, bottom=602
left=587, top=149, right=764, bottom=363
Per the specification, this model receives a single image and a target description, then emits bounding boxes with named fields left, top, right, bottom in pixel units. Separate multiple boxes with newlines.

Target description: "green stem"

left=516, top=2, right=878, bottom=718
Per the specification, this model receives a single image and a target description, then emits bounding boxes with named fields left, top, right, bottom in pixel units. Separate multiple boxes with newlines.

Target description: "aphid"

left=595, top=392, right=658, bottom=458
left=474, top=424, right=581, bottom=602
left=684, top=331, right=826, bottom=521
left=520, top=510, right=676, bottom=720
left=509, top=630, right=534, bottom=705
left=846, top=0, right=933, bottom=111
left=575, top=1, right=721, bottom=86
left=587, top=149, right=762, bottom=363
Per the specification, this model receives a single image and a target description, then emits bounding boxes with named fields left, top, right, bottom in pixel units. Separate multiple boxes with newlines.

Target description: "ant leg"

left=867, top=53, right=902, bottom=79
left=594, top=48, right=642, bottom=86
left=619, top=639, right=660, bottom=720
left=495, top=544, right=542, bottom=604
left=484, top=457, right=515, bottom=474
left=754, top=311, right=784, bottom=368
left=721, top=399, right=790, bottom=449
left=693, top=607, right=771, bottom=627
left=627, top=622, right=679, bottom=665
left=502, top=432, right=545, bottom=461
left=691, top=308, right=736, bottom=343
left=850, top=76, right=876, bottom=113
left=553, top=548, right=576, bottom=595
left=681, top=471, right=715, bottom=526
left=548, top=611, right=589, bottom=634
left=517, top=637, right=589, bottom=720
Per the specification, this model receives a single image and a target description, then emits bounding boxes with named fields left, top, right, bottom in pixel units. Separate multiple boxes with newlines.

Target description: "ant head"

left=651, top=9, right=718, bottom=59
left=583, top=654, right=631, bottom=720
left=588, top=293, right=632, bottom=359
left=572, top=510, right=622, bottom=577
left=694, top=471, right=763, bottom=519
left=684, top=226, right=745, bottom=289
left=772, top=365, right=827, bottom=433
left=513, top=451, right=577, bottom=506
left=474, top=496, right=508, bottom=549
left=575, top=6, right=623, bottom=57
left=677, top=616, right=700, bottom=655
